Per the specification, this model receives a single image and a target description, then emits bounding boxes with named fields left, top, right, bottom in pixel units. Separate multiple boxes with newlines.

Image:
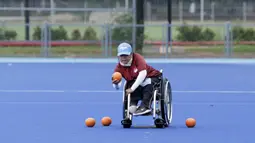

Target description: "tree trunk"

left=135, top=0, right=144, bottom=54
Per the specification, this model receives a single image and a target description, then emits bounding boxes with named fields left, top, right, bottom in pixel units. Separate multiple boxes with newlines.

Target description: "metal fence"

left=0, top=0, right=136, bottom=24
left=0, top=22, right=255, bottom=58
left=1, top=0, right=255, bottom=23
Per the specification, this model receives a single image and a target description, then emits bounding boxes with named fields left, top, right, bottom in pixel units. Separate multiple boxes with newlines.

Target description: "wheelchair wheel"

left=160, top=78, right=173, bottom=127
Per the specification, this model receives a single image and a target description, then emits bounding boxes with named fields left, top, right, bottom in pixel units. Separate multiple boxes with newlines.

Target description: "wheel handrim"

left=164, top=81, right=172, bottom=124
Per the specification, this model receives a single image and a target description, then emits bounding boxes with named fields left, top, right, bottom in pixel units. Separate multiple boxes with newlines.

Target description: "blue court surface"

left=0, top=61, right=255, bottom=143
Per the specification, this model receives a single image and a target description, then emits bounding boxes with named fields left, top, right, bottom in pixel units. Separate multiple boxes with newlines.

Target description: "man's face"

left=119, top=54, right=132, bottom=64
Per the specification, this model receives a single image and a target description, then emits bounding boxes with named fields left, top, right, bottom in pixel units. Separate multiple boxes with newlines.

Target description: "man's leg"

left=134, top=77, right=160, bottom=115
left=129, top=88, right=142, bottom=114
left=129, top=100, right=139, bottom=114
left=126, top=80, right=142, bottom=114
left=133, top=84, right=152, bottom=115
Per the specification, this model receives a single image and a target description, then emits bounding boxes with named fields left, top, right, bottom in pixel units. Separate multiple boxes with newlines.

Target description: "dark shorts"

left=125, top=76, right=160, bottom=107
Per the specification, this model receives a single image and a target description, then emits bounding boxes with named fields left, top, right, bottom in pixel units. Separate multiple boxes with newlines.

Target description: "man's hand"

left=112, top=77, right=121, bottom=90
left=111, top=74, right=121, bottom=84
left=125, top=88, right=133, bottom=95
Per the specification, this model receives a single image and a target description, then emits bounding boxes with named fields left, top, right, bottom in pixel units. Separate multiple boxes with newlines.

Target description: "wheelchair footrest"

left=133, top=111, right=152, bottom=116
left=133, top=108, right=161, bottom=117
left=132, top=108, right=160, bottom=117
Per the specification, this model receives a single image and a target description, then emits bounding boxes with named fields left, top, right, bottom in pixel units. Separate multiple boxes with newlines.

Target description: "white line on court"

left=0, top=89, right=254, bottom=94
left=0, top=90, right=66, bottom=93
left=0, top=101, right=254, bottom=105
left=0, top=101, right=84, bottom=104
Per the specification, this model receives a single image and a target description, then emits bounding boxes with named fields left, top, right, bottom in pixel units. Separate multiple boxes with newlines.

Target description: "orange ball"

left=85, top=118, right=96, bottom=127
left=186, top=118, right=196, bottom=128
left=112, top=72, right=122, bottom=81
left=101, top=116, right=112, bottom=126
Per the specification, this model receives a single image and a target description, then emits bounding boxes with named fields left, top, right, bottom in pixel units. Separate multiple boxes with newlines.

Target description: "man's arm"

left=130, top=54, right=147, bottom=91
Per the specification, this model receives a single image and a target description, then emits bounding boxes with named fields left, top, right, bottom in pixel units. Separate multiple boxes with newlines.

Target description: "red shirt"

left=114, top=53, right=161, bottom=81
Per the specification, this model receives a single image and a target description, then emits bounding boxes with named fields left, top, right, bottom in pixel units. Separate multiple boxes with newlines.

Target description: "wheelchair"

left=121, top=70, right=173, bottom=128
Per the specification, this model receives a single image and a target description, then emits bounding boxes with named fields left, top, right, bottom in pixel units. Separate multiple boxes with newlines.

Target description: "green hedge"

left=32, top=25, right=98, bottom=41
left=1, top=14, right=255, bottom=42
left=0, top=28, right=17, bottom=40
left=1, top=25, right=255, bottom=42
left=232, top=26, right=255, bottom=41
left=175, top=24, right=216, bottom=41
left=28, top=25, right=255, bottom=42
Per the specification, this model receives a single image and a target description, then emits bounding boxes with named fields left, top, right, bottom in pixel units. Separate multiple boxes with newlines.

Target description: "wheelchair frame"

left=121, top=70, right=173, bottom=128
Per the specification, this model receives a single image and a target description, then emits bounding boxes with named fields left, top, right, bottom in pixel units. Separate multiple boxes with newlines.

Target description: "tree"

left=135, top=0, right=145, bottom=54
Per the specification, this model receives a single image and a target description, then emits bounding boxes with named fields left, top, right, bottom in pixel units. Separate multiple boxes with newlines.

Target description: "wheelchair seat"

left=152, top=70, right=164, bottom=100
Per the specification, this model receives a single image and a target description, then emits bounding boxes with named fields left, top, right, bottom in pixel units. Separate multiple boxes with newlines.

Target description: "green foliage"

left=32, top=26, right=69, bottom=40
left=83, top=26, right=97, bottom=40
left=0, top=28, right=5, bottom=40
left=13, top=23, right=255, bottom=42
left=111, top=14, right=133, bottom=42
left=232, top=26, right=255, bottom=41
left=71, top=29, right=82, bottom=40
left=243, top=28, right=255, bottom=41
left=176, top=24, right=215, bottom=41
left=202, top=28, right=216, bottom=41
left=4, top=30, right=17, bottom=40
left=51, top=26, right=68, bottom=40
left=32, top=26, right=41, bottom=40
left=111, top=13, right=147, bottom=50
left=0, top=28, right=17, bottom=40
left=32, top=26, right=98, bottom=41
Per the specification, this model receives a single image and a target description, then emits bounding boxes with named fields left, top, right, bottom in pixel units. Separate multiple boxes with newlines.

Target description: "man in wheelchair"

left=112, top=42, right=162, bottom=116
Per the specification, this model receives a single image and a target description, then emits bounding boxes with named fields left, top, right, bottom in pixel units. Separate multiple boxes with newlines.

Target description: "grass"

left=0, top=45, right=254, bottom=58
left=0, top=46, right=105, bottom=57
left=186, top=45, right=255, bottom=53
